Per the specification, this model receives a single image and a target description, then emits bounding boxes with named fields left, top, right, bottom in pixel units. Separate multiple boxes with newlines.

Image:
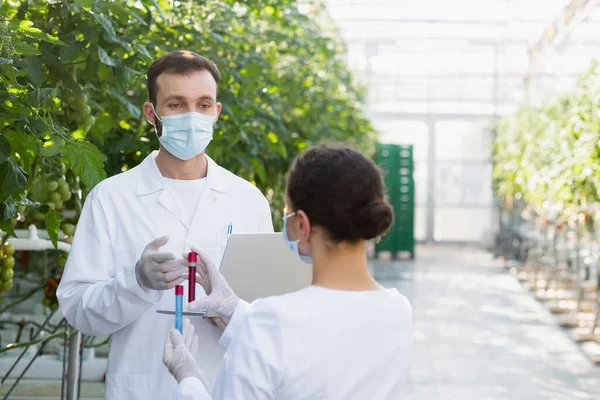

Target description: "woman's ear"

left=297, top=210, right=311, bottom=242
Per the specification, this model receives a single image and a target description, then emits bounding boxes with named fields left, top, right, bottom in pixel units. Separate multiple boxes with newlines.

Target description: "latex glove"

left=163, top=319, right=205, bottom=384
left=136, top=236, right=186, bottom=290
left=185, top=247, right=239, bottom=323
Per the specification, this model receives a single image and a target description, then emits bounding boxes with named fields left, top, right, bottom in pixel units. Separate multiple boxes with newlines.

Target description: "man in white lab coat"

left=57, top=51, right=273, bottom=399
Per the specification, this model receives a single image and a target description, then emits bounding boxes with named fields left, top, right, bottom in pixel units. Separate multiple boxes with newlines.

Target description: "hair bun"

left=356, top=199, right=394, bottom=240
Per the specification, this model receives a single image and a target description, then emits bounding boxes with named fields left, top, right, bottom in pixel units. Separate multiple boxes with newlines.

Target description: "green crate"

left=375, top=143, right=415, bottom=259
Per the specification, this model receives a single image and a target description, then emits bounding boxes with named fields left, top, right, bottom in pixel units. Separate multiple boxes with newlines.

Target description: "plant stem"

left=85, top=336, right=110, bottom=349
left=0, top=284, right=45, bottom=315
left=0, top=330, right=71, bottom=355
left=0, top=320, right=59, bottom=333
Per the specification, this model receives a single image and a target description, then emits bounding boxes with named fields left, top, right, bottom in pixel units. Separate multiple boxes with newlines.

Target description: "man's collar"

left=137, top=151, right=229, bottom=196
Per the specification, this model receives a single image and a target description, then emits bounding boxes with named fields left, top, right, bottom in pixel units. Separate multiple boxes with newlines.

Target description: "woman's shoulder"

left=245, top=287, right=318, bottom=325
left=250, top=287, right=315, bottom=313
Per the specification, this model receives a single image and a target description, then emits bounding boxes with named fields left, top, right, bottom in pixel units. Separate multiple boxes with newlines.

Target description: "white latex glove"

left=136, top=236, right=186, bottom=290
left=185, top=247, right=239, bottom=323
left=163, top=319, right=205, bottom=384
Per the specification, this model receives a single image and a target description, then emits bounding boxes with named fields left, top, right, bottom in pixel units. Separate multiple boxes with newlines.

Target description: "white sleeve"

left=173, top=377, right=212, bottom=400
left=218, top=300, right=250, bottom=349
left=212, top=300, right=284, bottom=399
left=57, top=190, right=162, bottom=336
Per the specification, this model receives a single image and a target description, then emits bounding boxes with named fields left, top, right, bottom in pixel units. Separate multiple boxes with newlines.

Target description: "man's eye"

left=168, top=104, right=181, bottom=108
left=201, top=104, right=210, bottom=109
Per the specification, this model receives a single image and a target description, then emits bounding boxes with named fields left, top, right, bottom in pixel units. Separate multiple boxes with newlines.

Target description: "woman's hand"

left=163, top=319, right=204, bottom=384
left=183, top=247, right=239, bottom=326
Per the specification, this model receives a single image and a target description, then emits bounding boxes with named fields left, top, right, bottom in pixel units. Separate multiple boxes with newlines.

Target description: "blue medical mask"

left=282, top=212, right=312, bottom=264
left=152, top=105, right=215, bottom=161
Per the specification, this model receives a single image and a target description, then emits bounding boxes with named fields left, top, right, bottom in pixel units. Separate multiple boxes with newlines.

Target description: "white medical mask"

left=282, top=212, right=312, bottom=264
left=152, top=105, right=215, bottom=161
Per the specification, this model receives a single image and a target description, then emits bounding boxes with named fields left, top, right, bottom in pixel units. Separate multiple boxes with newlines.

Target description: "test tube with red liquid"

left=188, top=252, right=198, bottom=302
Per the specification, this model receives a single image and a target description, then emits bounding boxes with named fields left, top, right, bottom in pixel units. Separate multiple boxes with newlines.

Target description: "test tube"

left=175, top=285, right=183, bottom=332
left=188, top=252, right=198, bottom=303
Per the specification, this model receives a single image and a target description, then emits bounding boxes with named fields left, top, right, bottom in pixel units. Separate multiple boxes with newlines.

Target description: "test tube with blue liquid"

left=175, top=285, right=183, bottom=332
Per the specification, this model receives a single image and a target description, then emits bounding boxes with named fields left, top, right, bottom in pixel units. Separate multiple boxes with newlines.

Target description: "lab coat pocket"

left=105, top=373, right=152, bottom=399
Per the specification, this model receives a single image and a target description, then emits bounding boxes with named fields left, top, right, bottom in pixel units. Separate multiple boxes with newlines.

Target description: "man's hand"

left=136, top=236, right=186, bottom=290
left=183, top=247, right=239, bottom=324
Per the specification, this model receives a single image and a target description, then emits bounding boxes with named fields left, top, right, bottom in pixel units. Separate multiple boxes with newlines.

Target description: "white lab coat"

left=174, top=286, right=413, bottom=400
left=57, top=151, right=273, bottom=400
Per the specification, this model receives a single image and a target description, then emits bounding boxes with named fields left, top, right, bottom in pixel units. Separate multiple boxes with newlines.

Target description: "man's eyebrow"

left=162, top=95, right=186, bottom=104
left=161, top=94, right=215, bottom=104
left=198, top=94, right=215, bottom=102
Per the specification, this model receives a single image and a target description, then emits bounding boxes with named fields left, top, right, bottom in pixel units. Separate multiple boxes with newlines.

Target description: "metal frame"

left=529, top=0, right=600, bottom=60
left=1, top=312, right=83, bottom=400
left=1, top=227, right=83, bottom=400
left=370, top=111, right=496, bottom=244
left=368, top=111, right=498, bottom=120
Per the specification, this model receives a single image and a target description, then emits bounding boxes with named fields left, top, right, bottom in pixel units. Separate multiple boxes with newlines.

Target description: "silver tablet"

left=218, top=233, right=313, bottom=302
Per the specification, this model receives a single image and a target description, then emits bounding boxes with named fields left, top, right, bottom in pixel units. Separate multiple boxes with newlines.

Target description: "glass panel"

left=373, top=120, right=429, bottom=161
left=434, top=207, right=494, bottom=242
left=434, top=162, right=493, bottom=206
left=326, top=0, right=569, bottom=22
left=369, top=101, right=517, bottom=115
left=413, top=161, right=428, bottom=206
left=568, top=22, right=600, bottom=43
left=415, top=205, right=427, bottom=241
left=434, top=120, right=492, bottom=161
left=371, top=53, right=497, bottom=75
left=368, top=81, right=522, bottom=102
left=327, top=2, right=512, bottom=21
left=337, top=22, right=506, bottom=41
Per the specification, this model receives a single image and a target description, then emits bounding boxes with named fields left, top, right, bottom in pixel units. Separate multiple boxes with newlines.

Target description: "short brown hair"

left=146, top=51, right=221, bottom=106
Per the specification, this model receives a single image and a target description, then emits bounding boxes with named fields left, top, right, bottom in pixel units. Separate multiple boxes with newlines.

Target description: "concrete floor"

left=2, top=245, right=599, bottom=399
left=373, top=246, right=600, bottom=400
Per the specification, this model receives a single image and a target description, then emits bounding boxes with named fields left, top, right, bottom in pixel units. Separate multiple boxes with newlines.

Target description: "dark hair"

left=146, top=51, right=221, bottom=106
left=286, top=145, right=394, bottom=242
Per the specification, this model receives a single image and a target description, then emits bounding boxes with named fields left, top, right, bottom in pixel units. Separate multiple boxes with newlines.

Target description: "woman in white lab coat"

left=163, top=145, right=413, bottom=399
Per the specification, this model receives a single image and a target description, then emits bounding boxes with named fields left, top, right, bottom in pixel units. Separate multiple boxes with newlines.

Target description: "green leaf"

left=210, top=32, right=225, bottom=43
left=63, top=140, right=107, bottom=189
left=0, top=65, right=20, bottom=85
left=1, top=201, right=18, bottom=222
left=0, top=202, right=17, bottom=237
left=40, top=136, right=65, bottom=157
left=0, top=161, right=28, bottom=203
left=134, top=43, right=153, bottom=60
left=24, top=55, right=42, bottom=86
left=151, top=0, right=168, bottom=22
left=249, top=158, right=266, bottom=183
left=29, top=88, right=57, bottom=109
left=59, top=39, right=82, bottom=62
left=91, top=12, right=117, bottom=42
left=14, top=20, right=67, bottom=46
left=11, top=39, right=40, bottom=56
left=45, top=208, right=61, bottom=249
left=97, top=46, right=116, bottom=66
left=0, top=135, right=10, bottom=164
left=75, top=0, right=94, bottom=7
left=108, top=89, right=141, bottom=119
left=18, top=197, right=44, bottom=210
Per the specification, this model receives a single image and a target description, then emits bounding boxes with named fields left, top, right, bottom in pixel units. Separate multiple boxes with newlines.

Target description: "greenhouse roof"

left=324, top=0, right=600, bottom=115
